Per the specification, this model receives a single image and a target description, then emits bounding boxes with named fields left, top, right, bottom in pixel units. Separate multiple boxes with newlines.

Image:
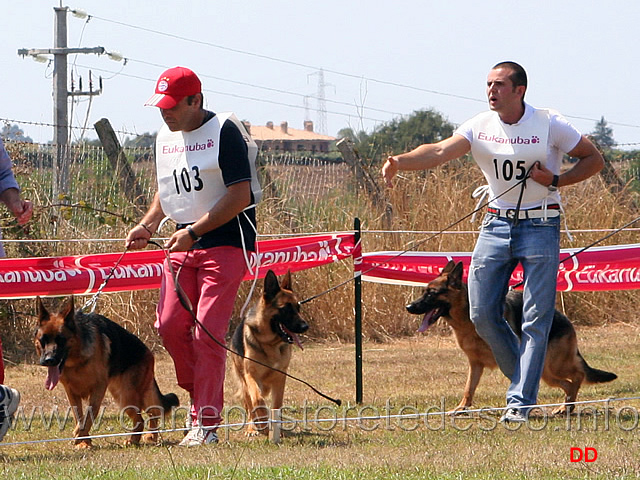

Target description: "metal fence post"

left=354, top=217, right=363, bottom=404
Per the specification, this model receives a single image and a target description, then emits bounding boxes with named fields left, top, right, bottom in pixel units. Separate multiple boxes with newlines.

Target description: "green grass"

left=2, top=326, right=640, bottom=479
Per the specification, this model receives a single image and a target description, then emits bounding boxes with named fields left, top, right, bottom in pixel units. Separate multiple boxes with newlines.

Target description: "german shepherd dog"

left=231, top=270, right=308, bottom=436
left=406, top=261, right=617, bottom=414
left=34, top=296, right=179, bottom=448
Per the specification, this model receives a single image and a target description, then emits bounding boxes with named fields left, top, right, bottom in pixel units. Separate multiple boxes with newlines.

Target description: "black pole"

left=354, top=217, right=363, bottom=404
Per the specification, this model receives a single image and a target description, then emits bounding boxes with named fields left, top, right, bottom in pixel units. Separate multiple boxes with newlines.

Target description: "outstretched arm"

left=382, top=135, right=471, bottom=187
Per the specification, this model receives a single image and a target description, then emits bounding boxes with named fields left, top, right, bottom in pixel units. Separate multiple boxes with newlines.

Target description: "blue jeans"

left=468, top=214, right=560, bottom=412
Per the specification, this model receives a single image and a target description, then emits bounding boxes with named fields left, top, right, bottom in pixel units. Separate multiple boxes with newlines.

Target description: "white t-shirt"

left=454, top=103, right=581, bottom=209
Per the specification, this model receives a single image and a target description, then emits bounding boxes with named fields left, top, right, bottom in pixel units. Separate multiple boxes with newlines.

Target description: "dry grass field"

left=1, top=322, right=640, bottom=479
left=2, top=148, right=640, bottom=478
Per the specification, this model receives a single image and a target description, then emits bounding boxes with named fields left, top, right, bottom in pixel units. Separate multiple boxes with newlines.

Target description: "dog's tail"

left=154, top=380, right=180, bottom=412
left=579, top=352, right=618, bottom=384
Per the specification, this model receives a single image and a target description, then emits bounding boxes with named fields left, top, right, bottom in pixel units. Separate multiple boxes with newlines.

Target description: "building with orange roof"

left=243, top=120, right=335, bottom=154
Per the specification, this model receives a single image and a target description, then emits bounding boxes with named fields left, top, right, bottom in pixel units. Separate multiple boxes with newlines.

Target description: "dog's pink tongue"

left=45, top=366, right=60, bottom=391
left=417, top=311, right=436, bottom=333
left=291, top=333, right=304, bottom=350
left=282, top=325, right=304, bottom=350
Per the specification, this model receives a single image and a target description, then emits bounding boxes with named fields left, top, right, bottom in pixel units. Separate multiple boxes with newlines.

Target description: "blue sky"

left=3, top=0, right=639, bottom=148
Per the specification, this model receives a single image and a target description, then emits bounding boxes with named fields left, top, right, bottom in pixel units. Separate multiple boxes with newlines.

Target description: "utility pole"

left=18, top=6, right=105, bottom=197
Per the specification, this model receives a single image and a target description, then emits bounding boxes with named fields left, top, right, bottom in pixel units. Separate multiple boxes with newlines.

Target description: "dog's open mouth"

left=45, top=364, right=62, bottom=391
left=417, top=308, right=444, bottom=333
left=278, top=323, right=304, bottom=350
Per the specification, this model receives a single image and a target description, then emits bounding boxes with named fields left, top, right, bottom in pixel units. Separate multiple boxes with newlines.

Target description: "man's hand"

left=164, top=228, right=196, bottom=253
left=2, top=188, right=33, bottom=225
left=529, top=161, right=555, bottom=187
left=382, top=156, right=399, bottom=188
left=125, top=224, right=151, bottom=251
left=11, top=199, right=33, bottom=225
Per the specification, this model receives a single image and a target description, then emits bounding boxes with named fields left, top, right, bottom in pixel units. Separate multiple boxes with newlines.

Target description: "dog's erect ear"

left=447, top=262, right=464, bottom=290
left=263, top=270, right=280, bottom=301
left=441, top=260, right=456, bottom=275
left=280, top=269, right=292, bottom=291
left=60, top=295, right=74, bottom=316
left=61, top=296, right=76, bottom=332
left=37, top=296, right=49, bottom=324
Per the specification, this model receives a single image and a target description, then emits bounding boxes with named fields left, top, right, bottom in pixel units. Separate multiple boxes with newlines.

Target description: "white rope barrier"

left=3, top=394, right=640, bottom=448
left=3, top=227, right=640, bottom=245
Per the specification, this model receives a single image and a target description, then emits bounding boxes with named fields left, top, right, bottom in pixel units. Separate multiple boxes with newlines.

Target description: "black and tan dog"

left=406, top=261, right=617, bottom=414
left=34, top=296, right=179, bottom=448
left=231, top=269, right=308, bottom=435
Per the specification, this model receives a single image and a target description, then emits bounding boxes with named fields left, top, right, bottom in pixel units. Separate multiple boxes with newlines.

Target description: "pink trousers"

left=156, top=246, right=247, bottom=427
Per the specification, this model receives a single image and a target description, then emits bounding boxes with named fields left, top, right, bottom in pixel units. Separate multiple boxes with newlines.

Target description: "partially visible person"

left=0, top=136, right=31, bottom=441
left=126, top=66, right=260, bottom=446
left=0, top=385, right=20, bottom=442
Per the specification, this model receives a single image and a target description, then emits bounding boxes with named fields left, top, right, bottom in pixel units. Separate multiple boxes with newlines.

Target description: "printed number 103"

left=173, top=166, right=203, bottom=194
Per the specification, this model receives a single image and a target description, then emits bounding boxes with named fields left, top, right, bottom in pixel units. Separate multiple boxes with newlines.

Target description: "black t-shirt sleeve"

left=219, top=120, right=251, bottom=186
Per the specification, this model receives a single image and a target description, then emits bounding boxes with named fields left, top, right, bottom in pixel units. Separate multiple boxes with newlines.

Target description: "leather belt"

left=487, top=204, right=561, bottom=220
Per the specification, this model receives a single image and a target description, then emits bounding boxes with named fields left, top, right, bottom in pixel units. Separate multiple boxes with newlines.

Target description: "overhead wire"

left=84, top=13, right=640, bottom=132
left=126, top=57, right=406, bottom=118
left=71, top=63, right=391, bottom=125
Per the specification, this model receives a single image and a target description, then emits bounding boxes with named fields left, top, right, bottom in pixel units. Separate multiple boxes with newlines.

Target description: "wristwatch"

left=548, top=174, right=559, bottom=192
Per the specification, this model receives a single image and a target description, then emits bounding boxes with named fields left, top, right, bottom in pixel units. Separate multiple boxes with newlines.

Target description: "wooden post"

left=94, top=118, right=147, bottom=213
left=598, top=151, right=639, bottom=211
left=270, top=408, right=282, bottom=444
left=337, top=138, right=392, bottom=228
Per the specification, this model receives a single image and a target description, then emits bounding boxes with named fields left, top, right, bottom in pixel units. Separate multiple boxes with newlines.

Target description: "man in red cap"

left=126, top=66, right=261, bottom=446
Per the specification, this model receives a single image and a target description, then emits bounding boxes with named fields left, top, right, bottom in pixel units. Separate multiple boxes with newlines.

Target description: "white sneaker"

left=499, top=407, right=527, bottom=424
left=0, top=386, right=20, bottom=442
left=178, top=426, right=218, bottom=447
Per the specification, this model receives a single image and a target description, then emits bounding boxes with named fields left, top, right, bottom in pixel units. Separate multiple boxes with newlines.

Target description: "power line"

left=87, top=13, right=640, bottom=132
left=18, top=10, right=640, bottom=140
left=125, top=57, right=405, bottom=118
left=73, top=63, right=391, bottom=125
left=87, top=15, right=487, bottom=104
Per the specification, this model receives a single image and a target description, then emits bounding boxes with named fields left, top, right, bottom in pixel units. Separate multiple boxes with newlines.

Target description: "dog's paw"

left=551, top=406, right=571, bottom=416
left=452, top=404, right=471, bottom=415
left=124, top=437, right=143, bottom=447
left=141, top=433, right=159, bottom=445
left=73, top=439, right=93, bottom=449
left=245, top=426, right=269, bottom=437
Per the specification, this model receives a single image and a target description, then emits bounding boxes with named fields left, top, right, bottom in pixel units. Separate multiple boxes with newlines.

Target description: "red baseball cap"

left=144, top=66, right=202, bottom=109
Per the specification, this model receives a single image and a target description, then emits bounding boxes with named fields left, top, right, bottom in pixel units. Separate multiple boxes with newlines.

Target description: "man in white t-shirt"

left=382, top=61, right=604, bottom=423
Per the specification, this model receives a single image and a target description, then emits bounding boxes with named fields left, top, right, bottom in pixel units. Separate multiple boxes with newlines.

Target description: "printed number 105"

left=493, top=158, right=527, bottom=181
